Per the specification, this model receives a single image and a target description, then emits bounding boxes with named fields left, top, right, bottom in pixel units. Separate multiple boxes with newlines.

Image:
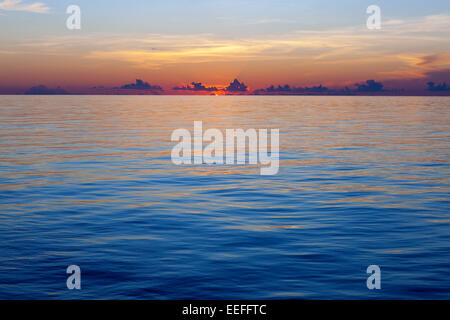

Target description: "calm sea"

left=0, top=96, right=449, bottom=299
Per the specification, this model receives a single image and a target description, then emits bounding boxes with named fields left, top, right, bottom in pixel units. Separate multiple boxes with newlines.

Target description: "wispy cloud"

left=81, top=14, right=449, bottom=72
left=383, top=14, right=450, bottom=34
left=0, top=0, right=50, bottom=14
left=246, top=18, right=296, bottom=25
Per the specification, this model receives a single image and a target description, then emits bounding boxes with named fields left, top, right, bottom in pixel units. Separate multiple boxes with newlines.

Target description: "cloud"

left=381, top=67, right=450, bottom=92
left=225, top=79, right=248, bottom=92
left=75, top=14, right=449, bottom=72
left=0, top=0, right=49, bottom=14
left=173, top=82, right=217, bottom=91
left=354, top=80, right=383, bottom=92
left=380, top=52, right=450, bottom=82
left=426, top=81, right=449, bottom=92
left=246, top=18, right=295, bottom=25
left=1, top=13, right=449, bottom=90
left=120, top=79, right=162, bottom=90
left=24, top=85, right=68, bottom=94
left=417, top=54, right=440, bottom=66
left=254, top=84, right=328, bottom=94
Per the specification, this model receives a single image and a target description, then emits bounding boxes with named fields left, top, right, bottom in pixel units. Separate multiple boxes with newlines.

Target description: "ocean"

left=0, top=95, right=449, bottom=299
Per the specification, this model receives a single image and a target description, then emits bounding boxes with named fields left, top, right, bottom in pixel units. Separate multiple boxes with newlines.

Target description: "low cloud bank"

left=254, top=84, right=328, bottom=94
left=24, top=85, right=69, bottom=95
left=427, top=82, right=450, bottom=92
left=173, top=82, right=218, bottom=92
left=120, top=79, right=163, bottom=90
left=354, top=80, right=383, bottom=92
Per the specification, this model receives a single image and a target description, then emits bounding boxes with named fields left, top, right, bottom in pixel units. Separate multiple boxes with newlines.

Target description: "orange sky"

left=1, top=2, right=449, bottom=92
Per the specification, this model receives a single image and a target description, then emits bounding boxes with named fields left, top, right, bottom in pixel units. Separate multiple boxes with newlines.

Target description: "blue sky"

left=2, top=0, right=449, bottom=37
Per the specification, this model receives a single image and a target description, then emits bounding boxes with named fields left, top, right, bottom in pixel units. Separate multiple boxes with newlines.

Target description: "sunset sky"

left=0, top=0, right=449, bottom=92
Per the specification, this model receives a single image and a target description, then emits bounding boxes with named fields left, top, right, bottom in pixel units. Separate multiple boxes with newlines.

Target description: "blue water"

left=0, top=95, right=449, bottom=299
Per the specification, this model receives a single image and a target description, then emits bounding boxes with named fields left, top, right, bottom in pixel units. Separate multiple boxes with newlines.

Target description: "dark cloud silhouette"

left=173, top=82, right=218, bottom=91
left=254, top=84, right=328, bottom=94
left=24, top=85, right=69, bottom=95
left=226, top=79, right=248, bottom=92
left=303, top=84, right=328, bottom=93
left=121, top=79, right=162, bottom=90
left=264, top=84, right=292, bottom=92
left=427, top=82, right=449, bottom=92
left=354, top=80, right=383, bottom=92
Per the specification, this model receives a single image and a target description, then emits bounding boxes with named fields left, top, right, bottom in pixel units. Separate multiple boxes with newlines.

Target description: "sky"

left=0, top=0, right=449, bottom=92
